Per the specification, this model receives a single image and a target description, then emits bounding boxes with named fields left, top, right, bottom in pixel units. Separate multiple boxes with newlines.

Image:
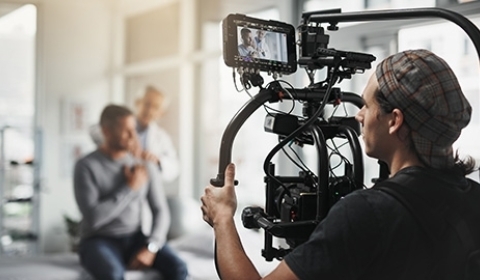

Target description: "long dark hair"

left=374, top=89, right=477, bottom=175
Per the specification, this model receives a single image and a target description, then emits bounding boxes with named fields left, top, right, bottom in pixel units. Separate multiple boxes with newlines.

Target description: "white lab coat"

left=143, top=121, right=179, bottom=183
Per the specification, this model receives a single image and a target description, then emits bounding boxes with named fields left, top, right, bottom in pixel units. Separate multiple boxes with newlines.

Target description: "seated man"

left=74, top=104, right=188, bottom=280
left=89, top=86, right=179, bottom=184
left=238, top=28, right=259, bottom=58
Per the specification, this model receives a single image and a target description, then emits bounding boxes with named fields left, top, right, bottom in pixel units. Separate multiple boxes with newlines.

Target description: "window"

left=0, top=4, right=37, bottom=255
left=398, top=19, right=480, bottom=162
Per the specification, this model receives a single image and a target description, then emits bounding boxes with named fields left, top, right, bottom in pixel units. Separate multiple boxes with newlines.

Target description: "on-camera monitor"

left=236, top=27, right=289, bottom=63
left=223, top=14, right=297, bottom=74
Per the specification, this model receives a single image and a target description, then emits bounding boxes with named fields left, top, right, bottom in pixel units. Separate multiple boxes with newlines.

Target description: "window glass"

left=303, top=0, right=435, bottom=13
left=365, top=0, right=435, bottom=9
left=0, top=4, right=37, bottom=255
left=0, top=4, right=36, bottom=162
left=399, top=19, right=480, bottom=162
left=303, top=0, right=364, bottom=13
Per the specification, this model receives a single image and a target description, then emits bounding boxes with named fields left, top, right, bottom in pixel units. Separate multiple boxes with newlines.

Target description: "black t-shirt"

left=284, top=166, right=470, bottom=280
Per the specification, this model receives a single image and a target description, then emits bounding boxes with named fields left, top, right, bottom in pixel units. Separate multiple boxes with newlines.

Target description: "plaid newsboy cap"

left=376, top=49, right=472, bottom=169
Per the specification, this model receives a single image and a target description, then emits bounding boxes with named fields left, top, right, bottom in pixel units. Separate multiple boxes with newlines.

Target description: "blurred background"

left=0, top=0, right=478, bottom=256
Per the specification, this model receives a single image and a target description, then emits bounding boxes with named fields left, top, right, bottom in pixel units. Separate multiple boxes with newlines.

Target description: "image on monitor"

left=236, top=26, right=288, bottom=63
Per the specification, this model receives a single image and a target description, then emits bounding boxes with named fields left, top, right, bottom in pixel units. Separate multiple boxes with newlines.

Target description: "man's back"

left=284, top=166, right=480, bottom=280
left=378, top=167, right=480, bottom=279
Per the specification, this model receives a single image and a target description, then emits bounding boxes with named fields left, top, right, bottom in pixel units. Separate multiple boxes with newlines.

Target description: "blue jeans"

left=78, top=231, right=188, bottom=280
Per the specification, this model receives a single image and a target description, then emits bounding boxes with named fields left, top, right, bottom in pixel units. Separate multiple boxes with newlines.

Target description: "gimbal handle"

left=210, top=88, right=281, bottom=187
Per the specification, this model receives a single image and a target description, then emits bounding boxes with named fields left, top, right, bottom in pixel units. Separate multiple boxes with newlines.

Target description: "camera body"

left=220, top=11, right=373, bottom=261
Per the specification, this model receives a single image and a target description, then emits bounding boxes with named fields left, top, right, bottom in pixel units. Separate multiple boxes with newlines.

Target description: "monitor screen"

left=236, top=27, right=289, bottom=64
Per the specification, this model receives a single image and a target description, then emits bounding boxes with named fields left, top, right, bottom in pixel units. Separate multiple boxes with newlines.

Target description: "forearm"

left=214, top=217, right=261, bottom=280
left=149, top=199, right=170, bottom=247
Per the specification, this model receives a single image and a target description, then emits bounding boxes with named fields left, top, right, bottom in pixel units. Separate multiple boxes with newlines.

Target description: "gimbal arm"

left=307, top=8, right=480, bottom=61
left=210, top=84, right=364, bottom=187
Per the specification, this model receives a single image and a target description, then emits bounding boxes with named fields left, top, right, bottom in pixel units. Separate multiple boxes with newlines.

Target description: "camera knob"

left=242, top=206, right=265, bottom=229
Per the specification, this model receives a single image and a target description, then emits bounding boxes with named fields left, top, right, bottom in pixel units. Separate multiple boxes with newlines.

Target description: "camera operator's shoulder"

left=342, top=188, right=402, bottom=207
left=318, top=189, right=410, bottom=250
left=335, top=189, right=410, bottom=224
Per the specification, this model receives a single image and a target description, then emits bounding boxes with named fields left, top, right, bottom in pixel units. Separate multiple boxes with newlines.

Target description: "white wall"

left=37, top=0, right=114, bottom=253
left=0, top=0, right=117, bottom=253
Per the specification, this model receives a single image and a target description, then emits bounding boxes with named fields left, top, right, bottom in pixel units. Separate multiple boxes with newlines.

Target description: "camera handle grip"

left=210, top=175, right=238, bottom=187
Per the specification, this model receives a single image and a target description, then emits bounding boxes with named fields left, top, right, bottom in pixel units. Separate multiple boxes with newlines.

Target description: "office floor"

left=0, top=222, right=280, bottom=280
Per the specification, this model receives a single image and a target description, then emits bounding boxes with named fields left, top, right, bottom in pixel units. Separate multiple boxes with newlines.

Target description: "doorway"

left=0, top=3, right=38, bottom=256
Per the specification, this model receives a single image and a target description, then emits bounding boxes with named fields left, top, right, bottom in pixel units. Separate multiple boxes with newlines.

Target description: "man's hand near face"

left=124, top=164, right=147, bottom=191
left=128, top=135, right=161, bottom=166
left=141, top=151, right=161, bottom=166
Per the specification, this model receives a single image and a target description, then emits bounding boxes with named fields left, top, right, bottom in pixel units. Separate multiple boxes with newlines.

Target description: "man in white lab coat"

left=132, top=86, right=180, bottom=184
left=90, top=86, right=179, bottom=184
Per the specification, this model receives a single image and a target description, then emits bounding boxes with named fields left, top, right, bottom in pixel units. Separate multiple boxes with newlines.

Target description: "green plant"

left=63, top=214, right=80, bottom=252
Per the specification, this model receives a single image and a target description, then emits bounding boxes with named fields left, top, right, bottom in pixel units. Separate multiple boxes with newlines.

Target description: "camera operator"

left=201, top=49, right=480, bottom=279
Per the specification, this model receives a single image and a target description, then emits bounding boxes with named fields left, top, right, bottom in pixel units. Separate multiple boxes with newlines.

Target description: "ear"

left=388, top=108, right=405, bottom=135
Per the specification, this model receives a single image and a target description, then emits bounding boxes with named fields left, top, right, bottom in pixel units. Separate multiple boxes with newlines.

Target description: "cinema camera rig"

left=211, top=8, right=480, bottom=262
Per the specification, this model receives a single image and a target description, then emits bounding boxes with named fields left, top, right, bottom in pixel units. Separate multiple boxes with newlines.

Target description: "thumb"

left=224, top=163, right=236, bottom=187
